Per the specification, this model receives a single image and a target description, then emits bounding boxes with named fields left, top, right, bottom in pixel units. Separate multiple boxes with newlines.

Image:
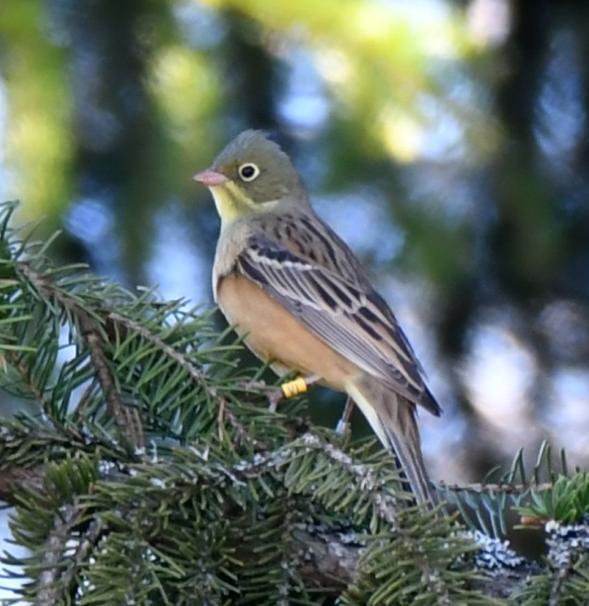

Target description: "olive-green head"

left=194, top=130, right=308, bottom=223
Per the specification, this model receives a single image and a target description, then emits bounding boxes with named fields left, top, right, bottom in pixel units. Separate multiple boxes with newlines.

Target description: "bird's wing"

left=234, top=218, right=440, bottom=415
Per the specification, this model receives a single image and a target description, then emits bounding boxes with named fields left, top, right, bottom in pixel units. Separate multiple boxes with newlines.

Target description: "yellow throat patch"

left=210, top=182, right=257, bottom=224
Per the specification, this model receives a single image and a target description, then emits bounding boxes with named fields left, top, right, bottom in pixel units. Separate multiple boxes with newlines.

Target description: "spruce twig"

left=16, top=262, right=144, bottom=449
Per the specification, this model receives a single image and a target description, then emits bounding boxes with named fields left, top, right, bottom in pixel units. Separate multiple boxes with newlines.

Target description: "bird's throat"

left=210, top=182, right=256, bottom=225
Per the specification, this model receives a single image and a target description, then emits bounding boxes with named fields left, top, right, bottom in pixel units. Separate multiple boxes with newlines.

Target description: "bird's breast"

left=212, top=223, right=250, bottom=301
left=216, top=272, right=359, bottom=390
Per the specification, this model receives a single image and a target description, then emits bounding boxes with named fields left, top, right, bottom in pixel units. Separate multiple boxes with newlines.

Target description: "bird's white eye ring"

left=238, top=163, right=260, bottom=182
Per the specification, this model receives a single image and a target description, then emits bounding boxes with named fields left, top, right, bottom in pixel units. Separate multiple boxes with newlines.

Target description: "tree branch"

left=17, top=262, right=144, bottom=450
left=36, top=505, right=79, bottom=606
left=0, top=433, right=586, bottom=601
left=80, top=314, right=144, bottom=450
left=438, top=480, right=555, bottom=494
left=293, top=526, right=362, bottom=589
left=0, top=465, right=45, bottom=504
left=107, top=311, right=208, bottom=385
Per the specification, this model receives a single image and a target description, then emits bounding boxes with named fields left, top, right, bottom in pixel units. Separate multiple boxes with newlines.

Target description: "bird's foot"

left=335, top=396, right=355, bottom=436
left=238, top=379, right=285, bottom=412
left=268, top=388, right=284, bottom=413
left=269, top=374, right=321, bottom=412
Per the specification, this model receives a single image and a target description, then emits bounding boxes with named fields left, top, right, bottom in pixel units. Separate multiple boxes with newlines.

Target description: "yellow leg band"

left=281, top=377, right=308, bottom=399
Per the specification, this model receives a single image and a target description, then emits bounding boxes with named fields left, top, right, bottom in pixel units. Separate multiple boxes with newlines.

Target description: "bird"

left=193, top=130, right=441, bottom=505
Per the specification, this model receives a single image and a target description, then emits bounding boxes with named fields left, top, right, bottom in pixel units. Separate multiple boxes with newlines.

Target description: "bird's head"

left=193, top=130, right=308, bottom=224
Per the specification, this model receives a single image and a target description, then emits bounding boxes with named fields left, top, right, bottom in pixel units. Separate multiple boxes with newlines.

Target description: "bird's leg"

left=269, top=374, right=321, bottom=412
left=335, top=396, right=355, bottom=435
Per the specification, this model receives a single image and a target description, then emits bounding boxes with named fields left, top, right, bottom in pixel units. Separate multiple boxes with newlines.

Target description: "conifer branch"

left=546, top=521, right=589, bottom=606
left=81, top=315, right=144, bottom=449
left=34, top=502, right=102, bottom=606
left=439, top=481, right=555, bottom=494
left=299, top=433, right=403, bottom=527
left=4, top=351, right=50, bottom=414
left=1, top=202, right=588, bottom=604
left=0, top=465, right=45, bottom=503
left=293, top=527, right=363, bottom=588
left=107, top=311, right=208, bottom=387
left=16, top=262, right=144, bottom=449
left=36, top=505, right=81, bottom=606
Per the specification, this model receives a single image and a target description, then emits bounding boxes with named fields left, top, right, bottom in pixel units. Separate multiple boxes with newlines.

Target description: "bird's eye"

left=238, top=163, right=260, bottom=182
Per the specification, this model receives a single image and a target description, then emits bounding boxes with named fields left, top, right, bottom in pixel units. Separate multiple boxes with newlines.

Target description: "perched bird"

left=194, top=130, right=441, bottom=505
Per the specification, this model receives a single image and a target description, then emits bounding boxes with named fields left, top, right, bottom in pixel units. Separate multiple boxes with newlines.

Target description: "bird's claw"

left=268, top=388, right=284, bottom=413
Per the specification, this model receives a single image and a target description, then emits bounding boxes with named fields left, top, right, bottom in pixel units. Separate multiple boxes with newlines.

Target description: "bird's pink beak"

left=192, top=168, right=229, bottom=187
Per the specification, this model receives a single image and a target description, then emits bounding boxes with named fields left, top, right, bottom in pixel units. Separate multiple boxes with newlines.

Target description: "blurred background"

left=0, top=0, right=588, bottom=486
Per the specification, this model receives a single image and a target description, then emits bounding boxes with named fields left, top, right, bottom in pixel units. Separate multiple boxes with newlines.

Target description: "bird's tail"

left=347, top=380, right=435, bottom=507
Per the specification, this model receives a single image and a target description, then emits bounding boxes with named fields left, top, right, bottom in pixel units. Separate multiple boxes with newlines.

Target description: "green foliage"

left=0, top=200, right=588, bottom=604
left=515, top=473, right=589, bottom=525
left=341, top=508, right=495, bottom=606
left=436, top=441, right=587, bottom=538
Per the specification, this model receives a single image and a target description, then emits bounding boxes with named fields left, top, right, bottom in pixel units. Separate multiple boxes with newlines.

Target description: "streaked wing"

left=235, top=216, right=440, bottom=414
